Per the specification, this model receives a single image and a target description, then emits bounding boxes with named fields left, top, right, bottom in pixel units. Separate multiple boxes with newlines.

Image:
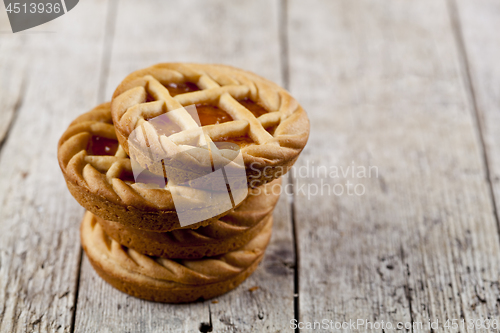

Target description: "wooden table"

left=1, top=0, right=500, bottom=332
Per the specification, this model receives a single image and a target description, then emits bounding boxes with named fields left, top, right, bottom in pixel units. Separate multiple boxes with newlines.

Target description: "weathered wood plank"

left=102, top=0, right=284, bottom=99
left=0, top=10, right=25, bottom=147
left=0, top=1, right=108, bottom=332
left=74, top=0, right=295, bottom=332
left=288, top=0, right=500, bottom=331
left=453, top=0, right=500, bottom=326
left=455, top=0, right=500, bottom=239
left=208, top=176, right=295, bottom=332
left=76, top=255, right=211, bottom=333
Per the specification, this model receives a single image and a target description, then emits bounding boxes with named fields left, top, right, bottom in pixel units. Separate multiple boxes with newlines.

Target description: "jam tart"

left=111, top=63, right=310, bottom=188
left=81, top=210, right=272, bottom=303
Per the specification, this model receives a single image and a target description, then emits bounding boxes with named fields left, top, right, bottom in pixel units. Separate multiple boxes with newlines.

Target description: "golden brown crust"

left=81, top=210, right=272, bottom=303
left=110, top=63, right=310, bottom=187
left=95, top=178, right=281, bottom=259
left=58, top=103, right=246, bottom=232
left=97, top=214, right=271, bottom=259
left=64, top=178, right=218, bottom=231
left=87, top=250, right=263, bottom=303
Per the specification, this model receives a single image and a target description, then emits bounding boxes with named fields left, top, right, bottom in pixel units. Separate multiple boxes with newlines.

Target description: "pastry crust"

left=58, top=102, right=242, bottom=232
left=96, top=178, right=281, bottom=259
left=111, top=63, right=310, bottom=187
left=81, top=210, right=272, bottom=303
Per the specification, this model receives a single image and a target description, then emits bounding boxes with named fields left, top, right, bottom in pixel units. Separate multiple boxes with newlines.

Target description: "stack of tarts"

left=58, top=63, right=309, bottom=303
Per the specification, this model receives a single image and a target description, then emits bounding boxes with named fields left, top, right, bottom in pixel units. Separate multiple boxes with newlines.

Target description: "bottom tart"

left=96, top=178, right=281, bottom=259
left=81, top=210, right=272, bottom=303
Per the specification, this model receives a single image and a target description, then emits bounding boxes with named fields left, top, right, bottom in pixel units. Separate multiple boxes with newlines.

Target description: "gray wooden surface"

left=1, top=0, right=500, bottom=332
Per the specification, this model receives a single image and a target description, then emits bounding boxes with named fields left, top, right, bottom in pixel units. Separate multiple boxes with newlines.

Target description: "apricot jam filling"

left=145, top=92, right=155, bottom=103
left=144, top=82, right=200, bottom=102
left=87, top=136, right=119, bottom=156
left=196, top=104, right=233, bottom=126
left=265, top=125, right=277, bottom=136
left=237, top=97, right=277, bottom=136
left=143, top=104, right=232, bottom=138
left=237, top=98, right=268, bottom=118
left=164, top=82, right=200, bottom=96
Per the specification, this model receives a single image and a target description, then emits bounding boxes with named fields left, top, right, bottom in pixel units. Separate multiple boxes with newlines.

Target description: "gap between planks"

left=96, top=0, right=119, bottom=106
left=278, top=0, right=301, bottom=330
left=0, top=76, right=26, bottom=161
left=446, top=0, right=500, bottom=236
left=70, top=1, right=119, bottom=332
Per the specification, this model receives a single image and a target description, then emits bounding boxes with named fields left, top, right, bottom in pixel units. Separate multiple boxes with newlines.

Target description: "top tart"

left=111, top=63, right=310, bottom=188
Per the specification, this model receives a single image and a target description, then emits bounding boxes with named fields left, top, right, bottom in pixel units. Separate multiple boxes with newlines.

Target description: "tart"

left=111, top=63, right=309, bottom=188
left=95, top=178, right=281, bottom=259
left=81, top=210, right=272, bottom=303
left=58, top=102, right=245, bottom=232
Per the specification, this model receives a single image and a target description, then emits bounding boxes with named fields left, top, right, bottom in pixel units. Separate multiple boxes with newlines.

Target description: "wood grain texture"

left=0, top=1, right=107, bottom=332
left=3, top=0, right=500, bottom=331
left=0, top=8, right=26, bottom=148
left=208, top=177, right=295, bottom=332
left=74, top=0, right=295, bottom=332
left=455, top=0, right=500, bottom=237
left=288, top=0, right=500, bottom=331
left=102, top=0, right=284, bottom=100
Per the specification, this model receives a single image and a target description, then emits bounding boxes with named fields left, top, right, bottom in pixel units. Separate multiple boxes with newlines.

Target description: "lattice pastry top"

left=111, top=63, right=310, bottom=187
